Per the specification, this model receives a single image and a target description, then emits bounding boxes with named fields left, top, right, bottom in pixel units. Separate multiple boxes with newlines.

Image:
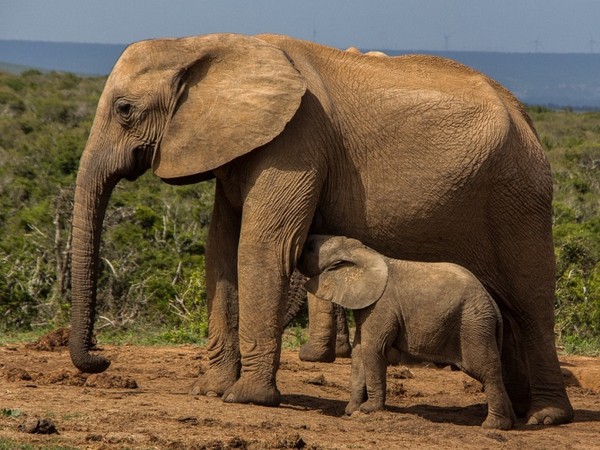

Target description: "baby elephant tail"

left=490, top=297, right=503, bottom=354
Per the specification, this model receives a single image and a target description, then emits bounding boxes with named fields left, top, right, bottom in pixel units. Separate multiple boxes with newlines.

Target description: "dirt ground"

left=1, top=330, right=599, bottom=449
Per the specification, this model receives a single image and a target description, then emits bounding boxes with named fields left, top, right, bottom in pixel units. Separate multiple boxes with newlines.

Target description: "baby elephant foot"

left=189, top=363, right=239, bottom=397
left=222, top=374, right=281, bottom=406
left=482, top=414, right=513, bottom=430
left=345, top=400, right=362, bottom=415
left=359, top=399, right=385, bottom=414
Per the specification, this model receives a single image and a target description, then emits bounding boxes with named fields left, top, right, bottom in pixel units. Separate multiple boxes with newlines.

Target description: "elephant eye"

left=115, top=100, right=134, bottom=119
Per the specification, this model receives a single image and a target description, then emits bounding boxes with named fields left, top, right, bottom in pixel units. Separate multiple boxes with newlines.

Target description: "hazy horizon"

left=1, top=1, right=600, bottom=54
left=0, top=37, right=598, bottom=56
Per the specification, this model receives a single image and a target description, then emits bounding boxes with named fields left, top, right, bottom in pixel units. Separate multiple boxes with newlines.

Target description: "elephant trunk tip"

left=68, top=343, right=111, bottom=374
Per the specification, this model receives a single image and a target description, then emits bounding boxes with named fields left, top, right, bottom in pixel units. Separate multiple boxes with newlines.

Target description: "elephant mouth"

left=125, top=144, right=154, bottom=181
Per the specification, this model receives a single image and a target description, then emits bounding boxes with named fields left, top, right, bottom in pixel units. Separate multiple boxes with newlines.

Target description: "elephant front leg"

left=219, top=159, right=322, bottom=406
left=191, top=187, right=241, bottom=397
left=221, top=243, right=289, bottom=406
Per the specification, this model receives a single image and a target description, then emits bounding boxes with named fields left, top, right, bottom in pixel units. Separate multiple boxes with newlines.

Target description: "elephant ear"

left=153, top=34, right=307, bottom=180
left=305, top=247, right=389, bottom=310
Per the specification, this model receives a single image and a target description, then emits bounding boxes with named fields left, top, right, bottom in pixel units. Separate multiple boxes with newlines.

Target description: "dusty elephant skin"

left=298, top=235, right=516, bottom=430
left=69, top=32, right=572, bottom=424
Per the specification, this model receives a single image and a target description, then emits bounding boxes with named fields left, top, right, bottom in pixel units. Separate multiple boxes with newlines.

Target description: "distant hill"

left=0, top=40, right=125, bottom=76
left=0, top=60, right=47, bottom=74
left=1, top=39, right=600, bottom=109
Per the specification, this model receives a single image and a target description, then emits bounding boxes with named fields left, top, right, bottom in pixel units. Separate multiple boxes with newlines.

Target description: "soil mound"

left=25, top=327, right=71, bottom=351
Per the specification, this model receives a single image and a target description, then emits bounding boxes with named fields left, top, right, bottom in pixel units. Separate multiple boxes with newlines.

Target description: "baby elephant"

left=298, top=235, right=515, bottom=430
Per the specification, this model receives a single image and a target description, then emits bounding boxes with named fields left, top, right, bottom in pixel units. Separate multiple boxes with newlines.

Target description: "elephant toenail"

left=527, top=417, right=539, bottom=425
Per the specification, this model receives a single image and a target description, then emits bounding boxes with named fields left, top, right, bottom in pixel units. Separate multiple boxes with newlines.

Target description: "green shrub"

left=531, top=108, right=600, bottom=349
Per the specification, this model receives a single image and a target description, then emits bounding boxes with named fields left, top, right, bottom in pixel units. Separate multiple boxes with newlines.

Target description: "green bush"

left=531, top=108, right=600, bottom=348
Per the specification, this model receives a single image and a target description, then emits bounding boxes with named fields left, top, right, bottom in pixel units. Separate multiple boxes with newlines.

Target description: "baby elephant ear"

left=305, top=247, right=389, bottom=310
left=153, top=34, right=307, bottom=181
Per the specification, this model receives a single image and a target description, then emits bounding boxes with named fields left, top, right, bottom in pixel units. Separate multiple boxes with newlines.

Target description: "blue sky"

left=1, top=0, right=599, bottom=53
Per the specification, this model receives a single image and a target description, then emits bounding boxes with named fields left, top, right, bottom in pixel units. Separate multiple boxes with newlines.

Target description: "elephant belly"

left=316, top=191, right=479, bottom=265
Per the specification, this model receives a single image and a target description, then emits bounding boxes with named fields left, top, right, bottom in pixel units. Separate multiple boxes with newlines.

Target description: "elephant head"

left=298, top=235, right=389, bottom=310
left=69, top=34, right=307, bottom=373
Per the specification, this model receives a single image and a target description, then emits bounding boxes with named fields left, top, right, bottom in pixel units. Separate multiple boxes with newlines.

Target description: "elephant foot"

left=482, top=414, right=513, bottom=430
left=359, top=399, right=384, bottom=414
left=189, top=363, right=239, bottom=397
left=526, top=403, right=574, bottom=426
left=345, top=400, right=362, bottom=416
left=222, top=374, right=281, bottom=406
left=299, top=341, right=336, bottom=363
left=335, top=340, right=352, bottom=358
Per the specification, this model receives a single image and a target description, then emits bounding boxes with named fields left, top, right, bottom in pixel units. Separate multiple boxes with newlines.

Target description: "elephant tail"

left=282, top=270, right=308, bottom=328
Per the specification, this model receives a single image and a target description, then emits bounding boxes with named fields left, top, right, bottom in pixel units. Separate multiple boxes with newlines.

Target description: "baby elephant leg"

left=359, top=343, right=387, bottom=413
left=481, top=368, right=515, bottom=430
left=466, top=345, right=515, bottom=429
left=345, top=341, right=367, bottom=415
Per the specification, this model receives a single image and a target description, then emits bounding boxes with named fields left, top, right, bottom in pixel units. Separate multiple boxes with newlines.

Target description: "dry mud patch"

left=1, top=340, right=599, bottom=449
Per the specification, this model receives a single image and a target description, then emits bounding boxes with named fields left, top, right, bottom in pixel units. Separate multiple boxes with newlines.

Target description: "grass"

left=0, top=324, right=208, bottom=347
left=282, top=325, right=308, bottom=349
left=0, top=328, right=51, bottom=346
left=0, top=441, right=76, bottom=450
left=1, top=408, right=23, bottom=418
left=0, top=321, right=311, bottom=349
left=2, top=324, right=599, bottom=355
left=560, top=335, right=600, bottom=357
left=97, top=324, right=207, bottom=346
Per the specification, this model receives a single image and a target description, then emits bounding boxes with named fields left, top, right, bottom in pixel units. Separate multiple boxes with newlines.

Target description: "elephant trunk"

left=69, top=148, right=120, bottom=373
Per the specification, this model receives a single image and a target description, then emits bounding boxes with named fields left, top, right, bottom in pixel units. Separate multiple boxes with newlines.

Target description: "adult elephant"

left=68, top=33, right=573, bottom=425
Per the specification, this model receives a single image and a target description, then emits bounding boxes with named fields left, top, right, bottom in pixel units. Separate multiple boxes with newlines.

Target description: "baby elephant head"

left=298, top=235, right=389, bottom=309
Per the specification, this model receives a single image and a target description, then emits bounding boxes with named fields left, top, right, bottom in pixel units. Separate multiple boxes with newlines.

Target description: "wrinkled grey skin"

left=298, top=235, right=516, bottom=430
left=68, top=33, right=572, bottom=423
left=299, top=295, right=351, bottom=362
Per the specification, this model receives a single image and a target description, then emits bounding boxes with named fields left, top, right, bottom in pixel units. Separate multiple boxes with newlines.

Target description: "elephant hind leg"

left=299, top=293, right=337, bottom=362
left=192, top=184, right=242, bottom=397
left=507, top=279, right=572, bottom=424
left=489, top=223, right=573, bottom=425
left=299, top=299, right=351, bottom=362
